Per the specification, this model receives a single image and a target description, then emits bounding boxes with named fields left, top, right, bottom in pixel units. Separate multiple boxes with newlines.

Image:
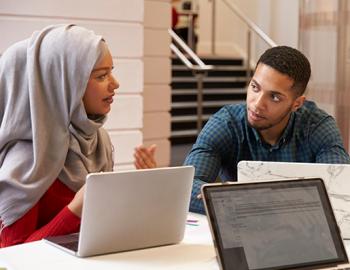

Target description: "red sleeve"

left=0, top=179, right=80, bottom=248
left=25, top=206, right=80, bottom=243
left=1, top=205, right=80, bottom=248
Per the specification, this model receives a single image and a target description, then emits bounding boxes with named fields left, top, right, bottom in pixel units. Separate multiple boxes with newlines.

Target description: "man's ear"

left=292, top=95, right=305, bottom=112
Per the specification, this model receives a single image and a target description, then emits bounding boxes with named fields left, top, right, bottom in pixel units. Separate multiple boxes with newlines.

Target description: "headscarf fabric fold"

left=0, top=24, right=113, bottom=228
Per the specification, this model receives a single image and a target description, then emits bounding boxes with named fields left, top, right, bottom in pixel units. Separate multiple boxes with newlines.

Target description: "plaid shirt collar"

left=246, top=110, right=296, bottom=150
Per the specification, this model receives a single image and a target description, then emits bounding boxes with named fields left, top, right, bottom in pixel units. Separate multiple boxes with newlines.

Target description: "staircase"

left=171, top=56, right=250, bottom=144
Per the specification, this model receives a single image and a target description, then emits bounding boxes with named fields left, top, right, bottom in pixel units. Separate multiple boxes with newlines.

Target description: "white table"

left=2, top=212, right=350, bottom=270
left=0, top=213, right=219, bottom=270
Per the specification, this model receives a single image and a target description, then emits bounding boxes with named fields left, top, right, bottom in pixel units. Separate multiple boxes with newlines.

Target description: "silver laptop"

left=44, top=166, right=194, bottom=257
left=201, top=178, right=350, bottom=270
left=237, top=161, right=350, bottom=239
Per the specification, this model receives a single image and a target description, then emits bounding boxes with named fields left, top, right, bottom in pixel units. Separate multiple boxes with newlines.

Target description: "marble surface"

left=237, top=161, right=350, bottom=239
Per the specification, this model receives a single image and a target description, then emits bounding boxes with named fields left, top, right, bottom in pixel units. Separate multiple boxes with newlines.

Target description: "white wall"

left=0, top=0, right=171, bottom=170
left=197, top=0, right=299, bottom=62
left=144, top=0, right=171, bottom=167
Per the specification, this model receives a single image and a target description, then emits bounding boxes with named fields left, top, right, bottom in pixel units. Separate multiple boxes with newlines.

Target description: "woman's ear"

left=292, top=95, right=306, bottom=112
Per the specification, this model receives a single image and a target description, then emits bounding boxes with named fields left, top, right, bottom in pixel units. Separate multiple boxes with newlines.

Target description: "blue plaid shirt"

left=184, top=100, right=350, bottom=214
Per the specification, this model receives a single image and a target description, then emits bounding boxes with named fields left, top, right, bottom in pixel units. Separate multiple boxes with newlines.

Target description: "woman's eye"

left=97, top=74, right=107, bottom=80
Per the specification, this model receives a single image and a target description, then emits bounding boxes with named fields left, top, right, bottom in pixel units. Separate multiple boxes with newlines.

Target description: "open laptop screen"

left=202, top=178, right=348, bottom=270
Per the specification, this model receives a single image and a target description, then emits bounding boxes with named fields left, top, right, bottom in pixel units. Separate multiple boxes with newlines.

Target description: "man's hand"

left=134, top=144, right=157, bottom=169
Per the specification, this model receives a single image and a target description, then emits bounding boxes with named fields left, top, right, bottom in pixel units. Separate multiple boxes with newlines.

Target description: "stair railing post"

left=195, top=71, right=205, bottom=134
left=169, top=29, right=213, bottom=138
left=211, top=0, right=216, bottom=55
left=188, top=12, right=194, bottom=50
left=246, top=29, right=251, bottom=86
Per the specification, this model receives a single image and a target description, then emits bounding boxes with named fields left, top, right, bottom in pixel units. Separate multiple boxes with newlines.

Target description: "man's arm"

left=184, top=107, right=236, bottom=214
left=310, top=116, right=350, bottom=164
left=184, top=144, right=222, bottom=214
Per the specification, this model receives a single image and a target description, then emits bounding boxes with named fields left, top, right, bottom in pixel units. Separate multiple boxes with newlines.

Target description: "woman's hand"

left=134, top=144, right=157, bottom=169
left=68, top=184, right=85, bottom=218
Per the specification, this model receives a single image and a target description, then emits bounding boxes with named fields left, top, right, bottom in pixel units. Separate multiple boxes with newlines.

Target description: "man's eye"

left=250, top=83, right=258, bottom=91
left=271, top=94, right=281, bottom=102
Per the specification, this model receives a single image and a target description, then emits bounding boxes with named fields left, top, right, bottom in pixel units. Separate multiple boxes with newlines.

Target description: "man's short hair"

left=256, top=46, right=311, bottom=96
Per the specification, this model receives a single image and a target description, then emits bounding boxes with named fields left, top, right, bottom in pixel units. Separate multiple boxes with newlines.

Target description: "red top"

left=0, top=179, right=81, bottom=248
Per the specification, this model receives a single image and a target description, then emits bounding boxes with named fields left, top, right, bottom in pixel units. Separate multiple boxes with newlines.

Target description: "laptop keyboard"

left=45, top=233, right=79, bottom=252
left=58, top=239, right=79, bottom=252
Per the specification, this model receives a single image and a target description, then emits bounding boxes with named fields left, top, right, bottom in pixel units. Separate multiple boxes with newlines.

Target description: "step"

left=172, top=92, right=246, bottom=102
left=172, top=88, right=246, bottom=95
left=172, top=120, right=208, bottom=131
left=172, top=115, right=211, bottom=122
left=172, top=76, right=247, bottom=83
left=171, top=106, right=224, bottom=115
left=170, top=136, right=197, bottom=145
left=173, top=69, right=249, bottom=78
left=172, top=100, right=241, bottom=108
left=172, top=57, right=244, bottom=66
left=171, top=129, right=198, bottom=137
left=171, top=114, right=209, bottom=131
left=171, top=80, right=247, bottom=89
left=172, top=65, right=247, bottom=71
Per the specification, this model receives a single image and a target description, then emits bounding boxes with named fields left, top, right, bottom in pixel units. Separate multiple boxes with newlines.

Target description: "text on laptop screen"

left=204, top=179, right=347, bottom=270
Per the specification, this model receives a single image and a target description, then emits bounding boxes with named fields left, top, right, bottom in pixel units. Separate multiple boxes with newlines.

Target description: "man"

left=184, top=46, right=350, bottom=214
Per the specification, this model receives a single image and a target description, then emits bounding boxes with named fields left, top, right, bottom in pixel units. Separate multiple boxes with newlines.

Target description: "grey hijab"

left=0, top=24, right=114, bottom=228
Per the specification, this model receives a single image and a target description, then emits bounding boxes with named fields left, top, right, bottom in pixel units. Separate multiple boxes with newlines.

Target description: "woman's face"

left=83, top=48, right=119, bottom=116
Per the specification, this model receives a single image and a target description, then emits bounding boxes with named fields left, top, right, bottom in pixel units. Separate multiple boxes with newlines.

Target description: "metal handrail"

left=169, top=28, right=213, bottom=134
left=177, top=10, right=198, bottom=50
left=211, top=0, right=277, bottom=82
left=221, top=0, right=277, bottom=48
left=169, top=29, right=212, bottom=71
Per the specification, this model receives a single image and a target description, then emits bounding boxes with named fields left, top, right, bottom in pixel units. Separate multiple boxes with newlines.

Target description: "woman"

left=0, top=24, right=131, bottom=247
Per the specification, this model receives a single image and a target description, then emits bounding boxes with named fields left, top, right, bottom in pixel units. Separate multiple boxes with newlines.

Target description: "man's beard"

left=247, top=106, right=292, bottom=131
left=247, top=120, right=274, bottom=131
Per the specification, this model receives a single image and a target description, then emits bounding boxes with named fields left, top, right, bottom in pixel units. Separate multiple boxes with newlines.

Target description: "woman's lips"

left=103, top=95, right=114, bottom=104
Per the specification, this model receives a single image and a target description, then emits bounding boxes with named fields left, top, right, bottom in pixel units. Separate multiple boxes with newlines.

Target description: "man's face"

left=246, top=63, right=304, bottom=132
